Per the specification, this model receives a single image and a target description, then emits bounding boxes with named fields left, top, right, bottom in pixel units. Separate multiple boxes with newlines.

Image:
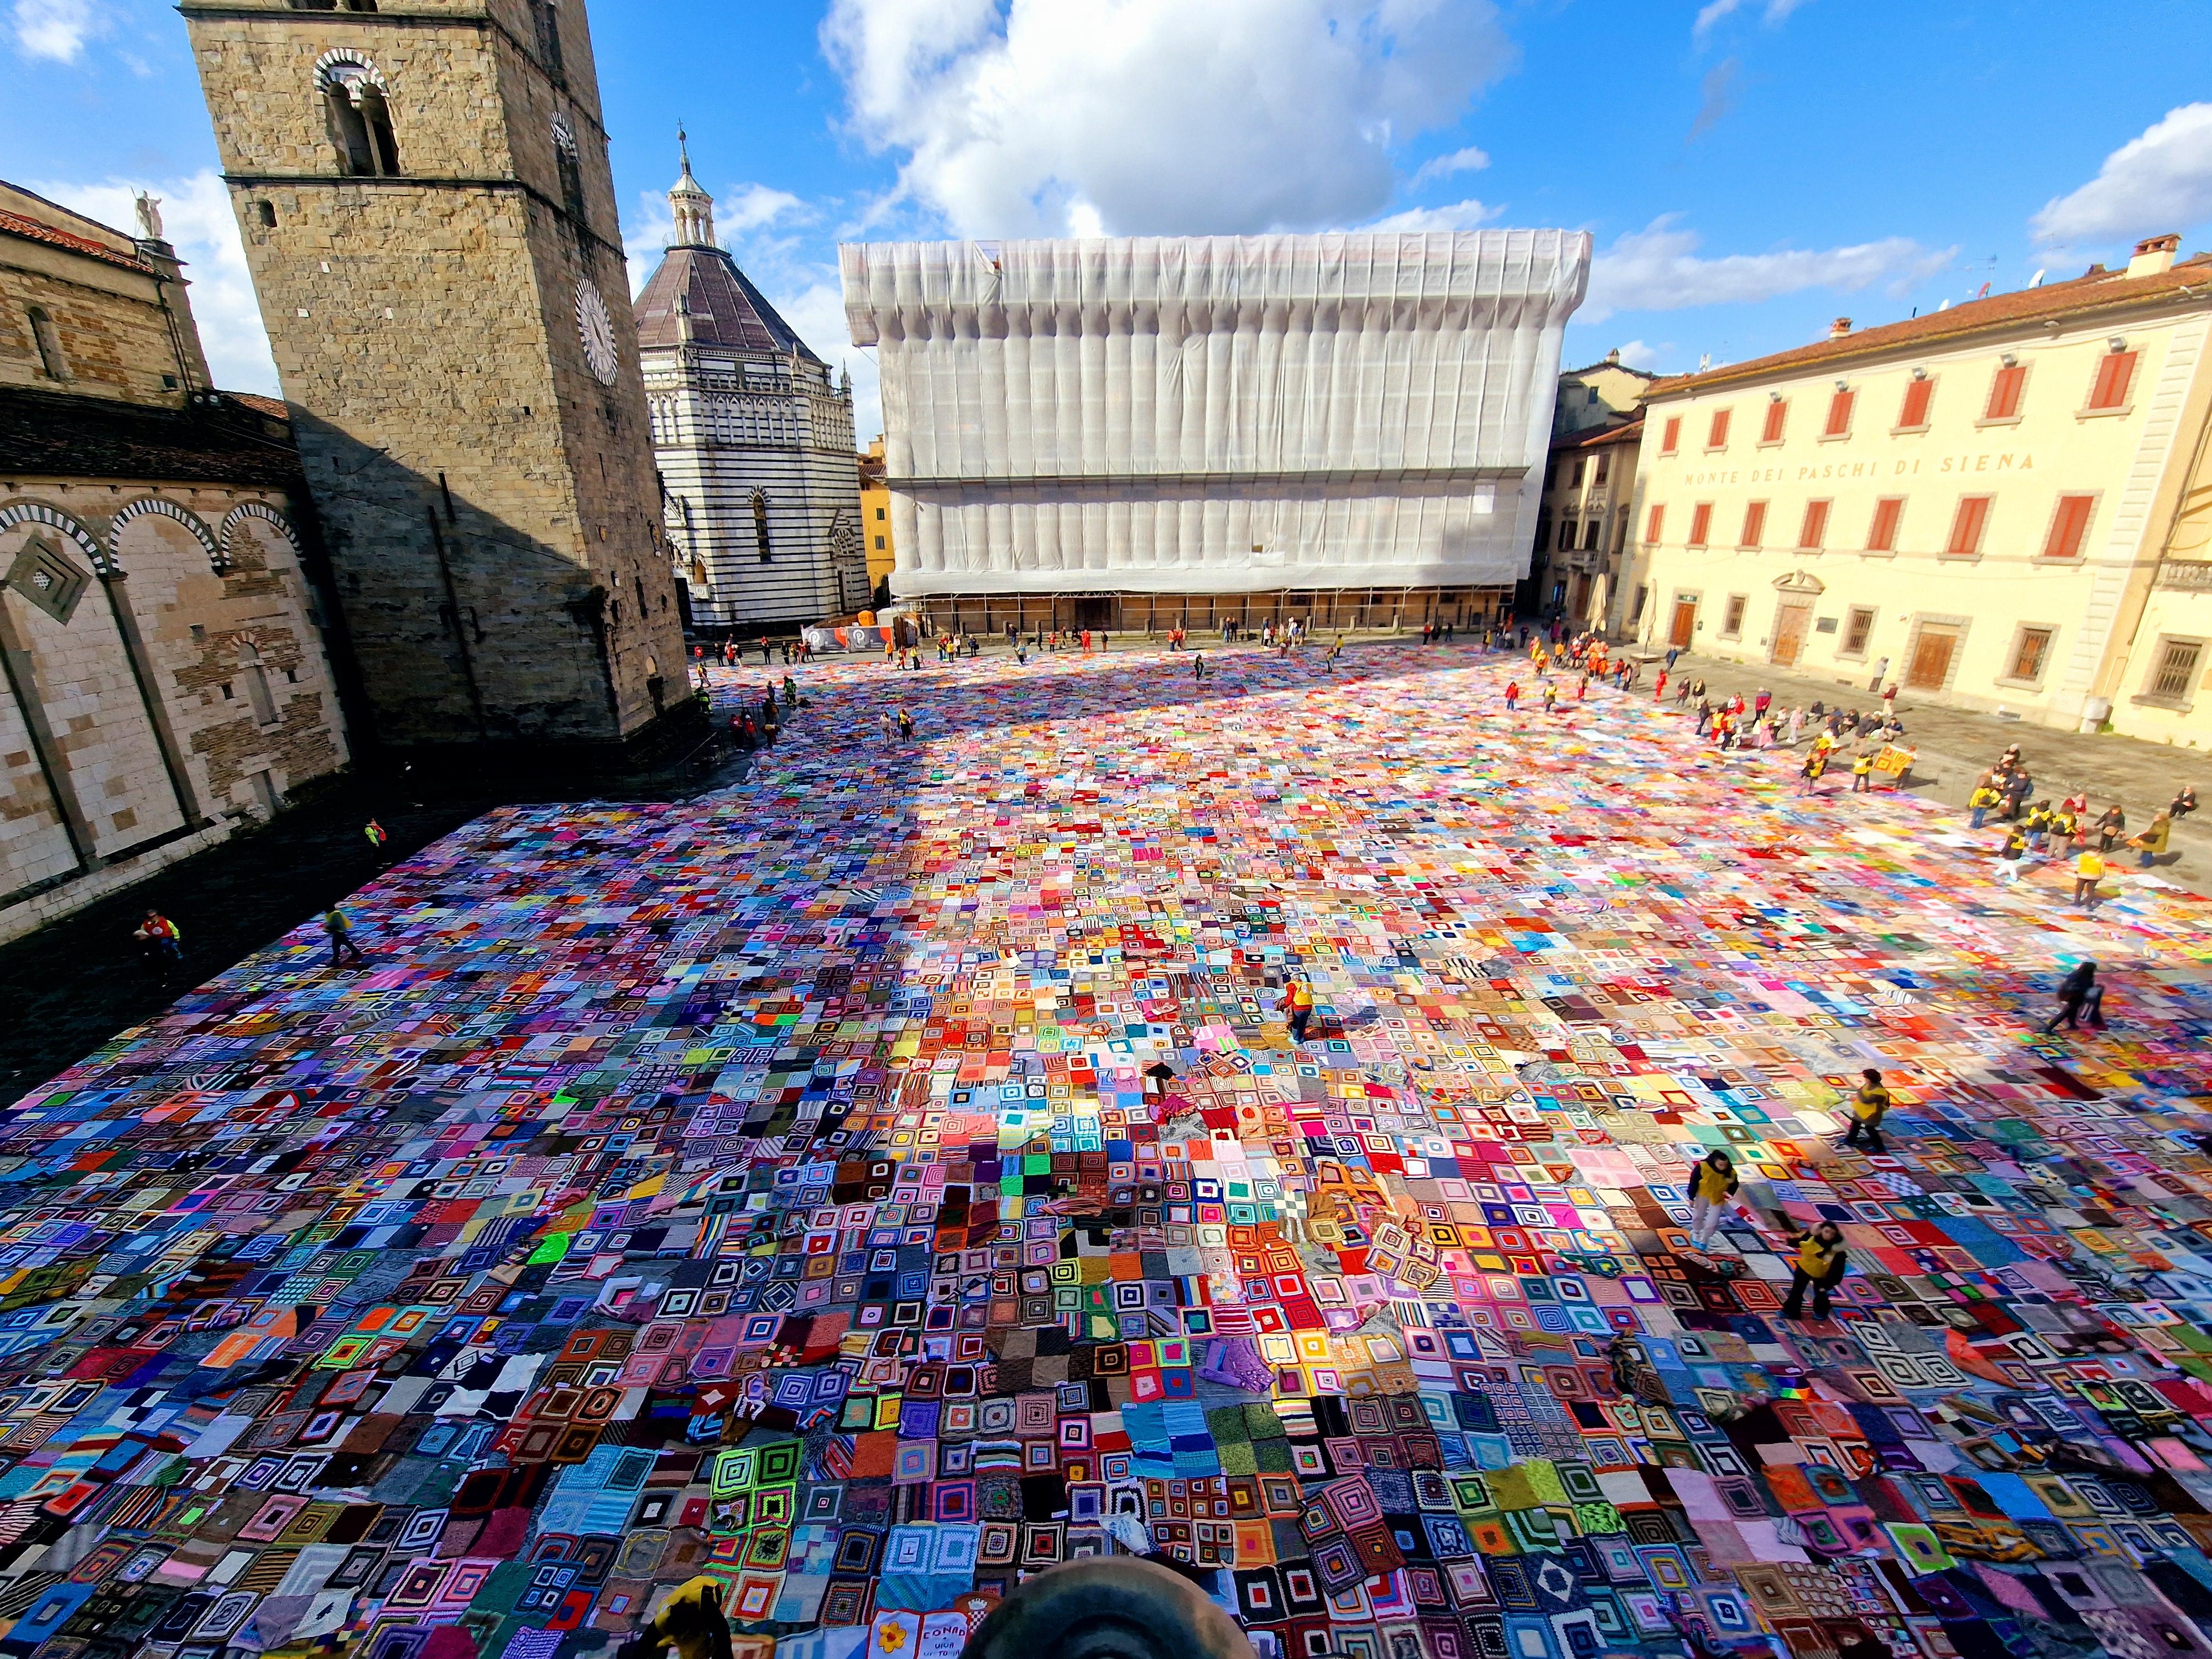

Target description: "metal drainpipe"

left=426, top=508, right=488, bottom=739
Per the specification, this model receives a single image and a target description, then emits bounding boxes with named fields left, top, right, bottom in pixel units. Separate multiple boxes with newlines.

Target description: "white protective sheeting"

left=841, top=232, right=1591, bottom=596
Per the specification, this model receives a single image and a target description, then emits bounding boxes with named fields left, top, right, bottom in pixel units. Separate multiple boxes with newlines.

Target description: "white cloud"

left=2032, top=102, right=2212, bottom=248
left=776, top=280, right=883, bottom=443
left=1581, top=215, right=1953, bottom=324
left=9, top=0, right=102, bottom=61
left=1409, top=145, right=1489, bottom=187
left=1613, top=340, right=1664, bottom=370
left=624, top=191, right=677, bottom=298
left=820, top=0, right=1514, bottom=238
left=1360, top=198, right=1499, bottom=234
left=722, top=184, right=807, bottom=234
left=32, top=170, right=278, bottom=395
left=1692, top=0, right=1809, bottom=39
left=1688, top=58, right=1738, bottom=142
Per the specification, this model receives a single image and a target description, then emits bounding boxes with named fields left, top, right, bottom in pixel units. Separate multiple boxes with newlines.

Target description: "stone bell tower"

left=180, top=0, right=694, bottom=758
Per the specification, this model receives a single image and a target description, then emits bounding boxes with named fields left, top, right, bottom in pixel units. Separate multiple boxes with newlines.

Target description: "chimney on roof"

left=1829, top=317, right=1853, bottom=340
left=1604, top=347, right=1621, bottom=364
left=2128, top=233, right=2182, bottom=278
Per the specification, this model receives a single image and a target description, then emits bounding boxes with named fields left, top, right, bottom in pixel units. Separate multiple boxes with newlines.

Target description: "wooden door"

left=1771, top=603, right=1811, bottom=667
left=1906, top=626, right=1957, bottom=690
left=1669, top=599, right=1697, bottom=649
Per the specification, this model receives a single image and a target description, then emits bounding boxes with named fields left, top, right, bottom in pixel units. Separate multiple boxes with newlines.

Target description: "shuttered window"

left=1798, top=500, right=1830, bottom=550
left=1897, top=377, right=1933, bottom=429
left=1946, top=495, right=1992, bottom=558
left=1761, top=399, right=1787, bottom=443
left=2042, top=495, right=2094, bottom=560
left=1866, top=497, right=1905, bottom=552
left=2088, top=350, right=2137, bottom=410
left=1740, top=501, right=1766, bottom=548
left=1985, top=363, right=2026, bottom=420
left=1823, top=389, right=1855, bottom=437
left=1645, top=504, right=1665, bottom=543
left=1688, top=503, right=1714, bottom=547
left=1707, top=409, right=1730, bottom=448
left=1660, top=417, right=1682, bottom=455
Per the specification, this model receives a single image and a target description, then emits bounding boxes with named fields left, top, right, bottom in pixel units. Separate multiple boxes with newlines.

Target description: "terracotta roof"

left=1556, top=418, right=1643, bottom=451
left=1647, top=255, right=2212, bottom=398
left=633, top=244, right=821, bottom=361
left=228, top=392, right=290, bottom=421
left=1563, top=358, right=1657, bottom=379
left=0, top=387, right=304, bottom=489
left=0, top=206, right=153, bottom=275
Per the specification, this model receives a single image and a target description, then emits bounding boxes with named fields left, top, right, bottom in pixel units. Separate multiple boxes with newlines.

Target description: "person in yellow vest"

left=2072, top=846, right=2105, bottom=909
left=2130, top=811, right=2172, bottom=869
left=1968, top=782, right=2002, bottom=830
left=1686, top=1150, right=1742, bottom=1249
left=1850, top=751, right=1875, bottom=793
left=1839, top=1067, right=1891, bottom=1153
left=1780, top=1221, right=1849, bottom=1321
left=1280, top=978, right=1315, bottom=1044
left=620, top=1575, right=732, bottom=1659
left=2045, top=805, right=2077, bottom=861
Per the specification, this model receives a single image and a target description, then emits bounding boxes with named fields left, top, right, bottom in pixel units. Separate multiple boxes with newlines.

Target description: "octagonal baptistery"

left=840, top=232, right=1592, bottom=613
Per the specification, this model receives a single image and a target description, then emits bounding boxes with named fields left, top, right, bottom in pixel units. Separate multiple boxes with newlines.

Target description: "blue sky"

left=10, top=0, right=2212, bottom=441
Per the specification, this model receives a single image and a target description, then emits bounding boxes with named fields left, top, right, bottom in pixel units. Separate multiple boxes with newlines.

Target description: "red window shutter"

left=1799, top=500, right=1829, bottom=549
left=1708, top=409, right=1730, bottom=448
left=1824, top=390, right=1854, bottom=437
left=1867, top=498, right=1903, bottom=552
left=1762, top=400, right=1787, bottom=443
left=1898, top=378, right=1933, bottom=427
left=1741, top=502, right=1766, bottom=547
left=1688, top=504, right=1713, bottom=546
left=1986, top=364, right=2026, bottom=420
left=2043, top=494, right=2094, bottom=559
left=1947, top=496, right=1991, bottom=556
left=2090, top=351, right=2137, bottom=409
left=1645, top=504, right=1665, bottom=543
left=1661, top=416, right=1682, bottom=454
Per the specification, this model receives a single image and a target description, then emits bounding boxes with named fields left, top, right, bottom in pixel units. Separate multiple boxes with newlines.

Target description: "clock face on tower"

left=575, top=279, right=619, bottom=385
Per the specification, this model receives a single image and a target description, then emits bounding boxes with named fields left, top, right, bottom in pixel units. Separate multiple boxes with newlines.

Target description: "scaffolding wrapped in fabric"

left=840, top=232, right=1592, bottom=597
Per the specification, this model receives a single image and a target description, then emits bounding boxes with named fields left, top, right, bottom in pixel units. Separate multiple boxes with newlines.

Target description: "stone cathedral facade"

left=181, top=0, right=693, bottom=758
left=635, top=150, right=868, bottom=631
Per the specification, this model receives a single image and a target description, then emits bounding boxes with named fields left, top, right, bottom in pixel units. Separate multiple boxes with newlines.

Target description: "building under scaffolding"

left=839, top=231, right=1591, bottom=633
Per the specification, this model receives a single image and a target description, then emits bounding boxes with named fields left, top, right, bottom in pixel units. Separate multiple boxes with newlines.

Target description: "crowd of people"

left=1964, top=741, right=2193, bottom=906
left=721, top=674, right=801, bottom=753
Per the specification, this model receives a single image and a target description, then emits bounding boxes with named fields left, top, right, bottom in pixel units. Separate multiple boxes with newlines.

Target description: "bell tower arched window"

left=552, top=114, right=586, bottom=222
left=752, top=491, right=772, bottom=562
left=319, top=58, right=400, bottom=178
left=530, top=0, right=565, bottom=75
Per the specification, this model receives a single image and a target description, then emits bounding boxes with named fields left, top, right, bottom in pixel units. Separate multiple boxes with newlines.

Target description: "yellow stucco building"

left=1616, top=234, right=2212, bottom=744
left=858, top=436, right=894, bottom=605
